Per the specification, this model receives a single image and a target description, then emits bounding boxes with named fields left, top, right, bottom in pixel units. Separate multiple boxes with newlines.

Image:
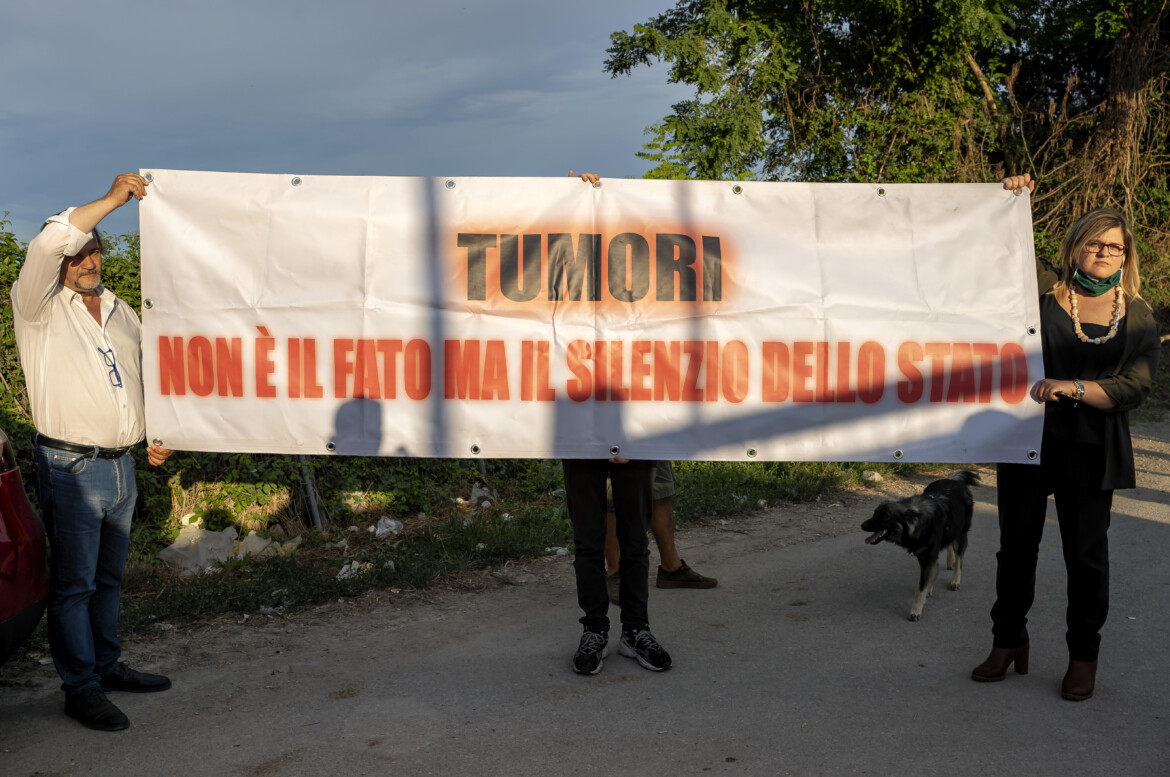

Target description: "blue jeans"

left=35, top=445, right=136, bottom=693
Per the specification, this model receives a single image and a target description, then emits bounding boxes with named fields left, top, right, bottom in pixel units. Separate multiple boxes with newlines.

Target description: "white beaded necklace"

left=1069, top=285, right=1123, bottom=345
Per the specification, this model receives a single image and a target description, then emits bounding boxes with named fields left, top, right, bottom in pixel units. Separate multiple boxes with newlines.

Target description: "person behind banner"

left=604, top=461, right=717, bottom=604
left=972, top=180, right=1161, bottom=701
left=11, top=173, right=175, bottom=732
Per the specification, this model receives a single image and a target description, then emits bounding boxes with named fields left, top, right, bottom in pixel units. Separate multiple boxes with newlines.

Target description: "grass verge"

left=109, top=459, right=930, bottom=632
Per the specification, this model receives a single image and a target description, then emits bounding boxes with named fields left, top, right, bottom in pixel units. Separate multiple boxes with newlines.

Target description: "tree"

left=0, top=217, right=34, bottom=453
left=606, top=1, right=1169, bottom=320
left=607, top=0, right=1015, bottom=182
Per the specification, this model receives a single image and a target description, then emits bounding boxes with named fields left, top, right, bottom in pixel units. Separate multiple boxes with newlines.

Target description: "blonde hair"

left=1053, top=208, right=1142, bottom=299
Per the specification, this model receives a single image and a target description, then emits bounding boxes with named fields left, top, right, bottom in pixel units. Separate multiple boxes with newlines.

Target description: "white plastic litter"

left=235, top=530, right=274, bottom=559
left=158, top=525, right=239, bottom=575
left=470, top=484, right=499, bottom=503
left=337, top=561, right=372, bottom=579
left=375, top=517, right=404, bottom=539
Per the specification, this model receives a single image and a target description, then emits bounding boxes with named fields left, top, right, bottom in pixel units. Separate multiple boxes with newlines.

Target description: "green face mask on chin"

left=1073, top=268, right=1122, bottom=296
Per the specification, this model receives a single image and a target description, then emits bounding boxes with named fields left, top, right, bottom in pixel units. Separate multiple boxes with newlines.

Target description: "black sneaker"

left=620, top=628, right=672, bottom=671
left=572, top=630, right=609, bottom=675
left=101, top=662, right=172, bottom=693
left=64, top=686, right=130, bottom=731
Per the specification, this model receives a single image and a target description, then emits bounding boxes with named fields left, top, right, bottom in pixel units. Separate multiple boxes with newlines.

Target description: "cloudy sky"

left=0, top=0, right=688, bottom=243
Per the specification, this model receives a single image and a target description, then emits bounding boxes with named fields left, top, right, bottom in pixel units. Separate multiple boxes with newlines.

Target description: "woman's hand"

left=1002, top=174, right=1035, bottom=195
left=1030, top=378, right=1077, bottom=403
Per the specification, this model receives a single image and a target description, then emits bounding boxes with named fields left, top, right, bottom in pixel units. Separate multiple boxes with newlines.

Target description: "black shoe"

left=572, top=630, right=609, bottom=675
left=101, top=662, right=172, bottom=693
left=64, top=686, right=130, bottom=731
left=619, top=628, right=672, bottom=672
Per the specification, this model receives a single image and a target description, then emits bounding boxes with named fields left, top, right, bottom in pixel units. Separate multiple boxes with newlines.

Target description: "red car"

left=0, top=425, right=48, bottom=666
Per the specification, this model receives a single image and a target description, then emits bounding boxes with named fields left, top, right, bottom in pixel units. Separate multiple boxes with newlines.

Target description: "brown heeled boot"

left=971, top=644, right=1029, bottom=682
left=1061, top=659, right=1097, bottom=701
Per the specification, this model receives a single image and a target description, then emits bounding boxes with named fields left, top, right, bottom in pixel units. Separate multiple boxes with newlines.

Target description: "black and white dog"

left=860, top=471, right=980, bottom=621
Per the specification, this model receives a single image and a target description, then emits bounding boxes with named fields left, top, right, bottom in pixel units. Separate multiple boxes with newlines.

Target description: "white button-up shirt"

left=11, top=208, right=146, bottom=448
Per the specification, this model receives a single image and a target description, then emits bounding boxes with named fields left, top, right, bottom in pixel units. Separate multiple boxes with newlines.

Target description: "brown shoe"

left=656, top=561, right=717, bottom=589
left=971, top=644, right=1029, bottom=682
left=1061, top=659, right=1097, bottom=701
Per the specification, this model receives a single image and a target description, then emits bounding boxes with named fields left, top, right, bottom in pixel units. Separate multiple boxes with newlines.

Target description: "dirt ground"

left=3, top=418, right=1168, bottom=691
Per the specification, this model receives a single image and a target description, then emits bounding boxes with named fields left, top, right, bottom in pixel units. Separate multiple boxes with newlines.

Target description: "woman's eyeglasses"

left=1083, top=241, right=1126, bottom=257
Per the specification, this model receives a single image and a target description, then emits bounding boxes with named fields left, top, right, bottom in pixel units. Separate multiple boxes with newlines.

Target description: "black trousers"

left=993, top=432, right=1113, bottom=661
left=561, top=458, right=654, bottom=633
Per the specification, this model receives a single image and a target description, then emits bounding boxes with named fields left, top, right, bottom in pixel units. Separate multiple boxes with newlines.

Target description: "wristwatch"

left=1072, top=378, right=1085, bottom=402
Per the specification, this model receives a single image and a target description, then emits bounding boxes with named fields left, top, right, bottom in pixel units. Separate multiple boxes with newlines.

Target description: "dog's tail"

left=948, top=470, right=981, bottom=486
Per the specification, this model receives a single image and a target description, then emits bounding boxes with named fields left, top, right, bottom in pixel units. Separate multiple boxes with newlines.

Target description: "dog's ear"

left=863, top=503, right=888, bottom=527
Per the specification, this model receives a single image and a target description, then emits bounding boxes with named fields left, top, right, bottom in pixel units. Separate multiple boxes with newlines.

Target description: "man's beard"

left=76, top=271, right=101, bottom=290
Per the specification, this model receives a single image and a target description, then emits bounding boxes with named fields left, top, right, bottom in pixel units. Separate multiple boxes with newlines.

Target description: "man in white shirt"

left=12, top=173, right=174, bottom=732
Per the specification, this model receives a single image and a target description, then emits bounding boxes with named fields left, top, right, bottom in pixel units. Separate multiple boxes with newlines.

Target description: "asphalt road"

left=2, top=437, right=1168, bottom=776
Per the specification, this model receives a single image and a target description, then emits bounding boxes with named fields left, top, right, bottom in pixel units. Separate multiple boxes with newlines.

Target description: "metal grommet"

left=291, top=176, right=302, bottom=187
left=893, top=449, right=904, bottom=459
left=152, top=438, right=163, bottom=447
left=732, top=184, right=743, bottom=195
left=592, top=180, right=602, bottom=188
left=470, top=444, right=481, bottom=455
left=144, top=173, right=154, bottom=183
left=877, top=187, right=887, bottom=197
left=444, top=179, right=456, bottom=189
left=143, top=299, right=154, bottom=309
left=1027, top=326, right=1038, bottom=336
left=325, top=441, right=336, bottom=452
left=746, top=448, right=757, bottom=458
left=1014, top=189, right=1023, bottom=197
left=1027, top=450, right=1038, bottom=460
left=609, top=445, right=620, bottom=457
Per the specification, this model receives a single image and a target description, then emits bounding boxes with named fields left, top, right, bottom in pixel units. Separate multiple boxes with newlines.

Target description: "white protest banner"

left=139, top=170, right=1044, bottom=462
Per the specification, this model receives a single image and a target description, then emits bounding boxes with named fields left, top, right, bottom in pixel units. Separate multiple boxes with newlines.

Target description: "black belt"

left=34, top=433, right=134, bottom=460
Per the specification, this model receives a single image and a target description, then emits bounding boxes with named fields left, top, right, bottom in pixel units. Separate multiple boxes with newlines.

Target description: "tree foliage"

left=608, top=1, right=1016, bottom=181
left=606, top=0, right=1170, bottom=320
